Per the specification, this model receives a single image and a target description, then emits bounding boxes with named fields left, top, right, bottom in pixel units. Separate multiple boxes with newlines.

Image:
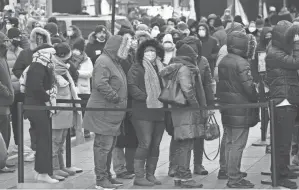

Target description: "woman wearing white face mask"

left=162, top=34, right=176, bottom=65
left=127, top=39, right=166, bottom=187
left=246, top=21, right=259, bottom=37
left=66, top=25, right=83, bottom=49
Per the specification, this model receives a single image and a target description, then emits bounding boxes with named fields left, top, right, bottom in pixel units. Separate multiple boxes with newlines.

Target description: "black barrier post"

left=66, top=128, right=71, bottom=167
left=269, top=100, right=277, bottom=187
left=17, top=102, right=24, bottom=183
left=49, top=118, right=53, bottom=176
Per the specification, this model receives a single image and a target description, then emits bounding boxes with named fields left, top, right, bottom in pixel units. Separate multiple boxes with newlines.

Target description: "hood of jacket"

left=178, top=36, right=202, bottom=57
left=88, top=26, right=112, bottom=44
left=30, top=27, right=52, bottom=50
left=197, top=22, right=210, bottom=39
left=160, top=56, right=199, bottom=80
left=285, top=24, right=299, bottom=46
left=103, top=34, right=132, bottom=61
left=259, top=27, right=273, bottom=49
left=271, top=20, right=292, bottom=52
left=136, top=39, right=165, bottom=64
left=225, top=22, right=244, bottom=34
left=70, top=25, right=82, bottom=39
left=227, top=31, right=257, bottom=59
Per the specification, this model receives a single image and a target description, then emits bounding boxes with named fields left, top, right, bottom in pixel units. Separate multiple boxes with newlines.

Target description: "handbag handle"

left=203, top=114, right=221, bottom=161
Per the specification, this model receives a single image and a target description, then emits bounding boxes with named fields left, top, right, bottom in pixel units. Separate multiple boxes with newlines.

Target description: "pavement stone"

left=0, top=112, right=292, bottom=189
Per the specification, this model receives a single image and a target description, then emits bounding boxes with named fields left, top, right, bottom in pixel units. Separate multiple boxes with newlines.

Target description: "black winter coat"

left=217, top=32, right=259, bottom=128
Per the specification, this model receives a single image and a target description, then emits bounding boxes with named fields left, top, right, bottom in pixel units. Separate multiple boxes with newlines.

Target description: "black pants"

left=10, top=93, right=24, bottom=145
left=0, top=115, right=10, bottom=149
left=26, top=110, right=51, bottom=174
left=271, top=106, right=297, bottom=180
left=78, top=94, right=90, bottom=134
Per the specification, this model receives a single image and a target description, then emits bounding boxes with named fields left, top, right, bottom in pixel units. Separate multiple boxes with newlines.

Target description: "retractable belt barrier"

left=17, top=100, right=278, bottom=187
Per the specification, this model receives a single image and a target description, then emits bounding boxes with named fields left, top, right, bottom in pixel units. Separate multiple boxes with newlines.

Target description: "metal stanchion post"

left=269, top=100, right=277, bottom=187
left=66, top=128, right=71, bottom=167
left=17, top=102, right=24, bottom=183
left=49, top=118, right=53, bottom=176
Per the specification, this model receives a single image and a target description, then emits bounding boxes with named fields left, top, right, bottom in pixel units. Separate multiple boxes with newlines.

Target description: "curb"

left=7, top=133, right=95, bottom=162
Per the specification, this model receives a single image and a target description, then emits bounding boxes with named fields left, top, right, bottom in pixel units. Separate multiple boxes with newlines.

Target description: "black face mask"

left=12, top=39, right=21, bottom=47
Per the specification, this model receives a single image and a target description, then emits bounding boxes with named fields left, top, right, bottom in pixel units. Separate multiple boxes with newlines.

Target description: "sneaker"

left=217, top=170, right=228, bottom=180
left=178, top=179, right=203, bottom=188
left=168, top=167, right=177, bottom=177
left=227, top=179, right=254, bottom=188
left=194, top=165, right=208, bottom=175
left=35, top=174, right=59, bottom=184
left=116, top=171, right=135, bottom=179
left=61, top=167, right=76, bottom=176
left=109, top=178, right=123, bottom=187
left=277, top=179, right=298, bottom=189
left=24, top=151, right=35, bottom=162
left=96, top=178, right=117, bottom=190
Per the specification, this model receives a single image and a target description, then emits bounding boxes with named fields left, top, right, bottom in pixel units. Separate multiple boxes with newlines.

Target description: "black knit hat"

left=94, top=25, right=108, bottom=35
left=44, top=23, right=58, bottom=36
left=7, top=27, right=21, bottom=39
left=117, top=25, right=135, bottom=36
left=8, top=17, right=19, bottom=27
left=214, top=16, right=223, bottom=28
left=54, top=42, right=72, bottom=60
left=73, top=38, right=85, bottom=52
left=176, top=43, right=198, bottom=62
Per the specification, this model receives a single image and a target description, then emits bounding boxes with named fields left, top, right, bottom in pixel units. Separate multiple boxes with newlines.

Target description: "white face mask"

left=198, top=30, right=206, bottom=37
left=163, top=42, right=173, bottom=50
left=144, top=51, right=156, bottom=62
left=72, top=49, right=81, bottom=55
left=67, top=30, right=74, bottom=37
left=248, top=27, right=256, bottom=33
left=6, top=24, right=12, bottom=30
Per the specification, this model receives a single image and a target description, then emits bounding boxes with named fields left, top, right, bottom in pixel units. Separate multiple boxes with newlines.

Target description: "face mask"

left=67, top=31, right=74, bottom=37
left=144, top=51, right=156, bottom=62
left=72, top=49, right=81, bottom=56
left=225, top=12, right=230, bottom=16
left=96, top=38, right=106, bottom=43
left=198, top=30, right=206, bottom=37
left=163, top=42, right=173, bottom=51
left=6, top=24, right=12, bottom=30
left=11, top=39, right=21, bottom=47
left=248, top=27, right=256, bottom=33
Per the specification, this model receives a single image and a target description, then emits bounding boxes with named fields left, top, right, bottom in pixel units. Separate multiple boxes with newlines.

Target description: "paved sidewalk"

left=0, top=112, right=286, bottom=189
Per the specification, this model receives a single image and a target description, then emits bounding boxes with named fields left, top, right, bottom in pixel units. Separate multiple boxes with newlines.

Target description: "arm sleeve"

left=127, top=66, right=147, bottom=101
left=12, top=50, right=27, bottom=79
left=211, top=38, right=220, bottom=60
left=177, top=66, right=198, bottom=108
left=68, top=63, right=79, bottom=82
left=237, top=62, right=257, bottom=102
left=272, top=42, right=299, bottom=69
left=78, top=58, right=93, bottom=79
left=202, top=59, right=215, bottom=106
left=85, top=44, right=96, bottom=65
left=94, top=63, right=120, bottom=103
left=20, top=35, right=30, bottom=50
left=26, top=64, right=50, bottom=102
left=0, top=81, right=10, bottom=97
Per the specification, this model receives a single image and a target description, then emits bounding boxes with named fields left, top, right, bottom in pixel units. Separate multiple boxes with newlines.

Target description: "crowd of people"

left=1, top=4, right=299, bottom=190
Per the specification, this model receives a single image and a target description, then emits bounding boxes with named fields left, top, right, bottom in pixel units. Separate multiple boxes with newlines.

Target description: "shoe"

left=266, top=145, right=271, bottom=154
left=96, top=178, right=117, bottom=190
left=53, top=170, right=69, bottom=178
left=116, top=171, right=135, bottom=179
left=24, top=151, right=35, bottom=162
left=146, top=157, right=162, bottom=185
left=227, top=179, right=255, bottom=188
left=194, top=165, right=208, bottom=175
left=0, top=167, right=15, bottom=173
left=109, top=178, right=123, bottom=187
left=35, top=174, right=59, bottom=183
left=176, top=179, right=203, bottom=188
left=277, top=179, right=298, bottom=189
left=51, top=175, right=65, bottom=181
left=133, top=159, right=155, bottom=186
left=61, top=167, right=76, bottom=176
left=217, top=170, right=228, bottom=180
left=168, top=167, right=176, bottom=177
left=66, top=166, right=83, bottom=173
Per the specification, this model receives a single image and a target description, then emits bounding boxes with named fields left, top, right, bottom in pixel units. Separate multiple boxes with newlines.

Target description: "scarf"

left=69, top=52, right=86, bottom=70
left=142, top=58, right=164, bottom=108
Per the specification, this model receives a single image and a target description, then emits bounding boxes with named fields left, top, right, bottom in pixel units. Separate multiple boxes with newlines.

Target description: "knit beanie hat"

left=177, top=22, right=190, bottom=36
left=73, top=38, right=85, bottom=52
left=48, top=17, right=58, bottom=25
left=54, top=42, right=72, bottom=61
left=7, top=28, right=21, bottom=39
left=176, top=43, right=197, bottom=61
left=208, top=14, right=217, bottom=20
left=136, top=24, right=149, bottom=32
left=8, top=17, right=19, bottom=27
left=44, top=23, right=58, bottom=36
left=118, top=25, right=135, bottom=36
left=94, top=25, right=108, bottom=35
left=214, top=16, right=223, bottom=28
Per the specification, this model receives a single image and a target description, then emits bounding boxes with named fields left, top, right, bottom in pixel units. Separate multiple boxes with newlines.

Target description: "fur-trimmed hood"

left=136, top=39, right=164, bottom=64
left=88, top=26, right=112, bottom=44
left=103, top=34, right=132, bottom=61
left=30, top=27, right=52, bottom=50
left=227, top=31, right=257, bottom=59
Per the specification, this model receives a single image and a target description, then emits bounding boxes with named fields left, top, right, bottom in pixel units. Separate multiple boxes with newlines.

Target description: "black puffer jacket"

left=265, top=21, right=299, bottom=105
left=217, top=31, right=258, bottom=128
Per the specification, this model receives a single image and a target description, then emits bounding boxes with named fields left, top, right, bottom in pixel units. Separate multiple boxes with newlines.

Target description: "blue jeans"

left=52, top=129, right=68, bottom=170
left=219, top=127, right=228, bottom=171
left=94, top=134, right=116, bottom=181
left=132, top=120, right=165, bottom=161
left=112, top=147, right=135, bottom=174
left=225, top=127, right=249, bottom=183
left=173, top=138, right=193, bottom=179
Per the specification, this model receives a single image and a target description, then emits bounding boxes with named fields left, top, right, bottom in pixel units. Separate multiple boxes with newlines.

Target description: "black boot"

left=146, top=157, right=162, bottom=185
left=133, top=159, right=154, bottom=186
